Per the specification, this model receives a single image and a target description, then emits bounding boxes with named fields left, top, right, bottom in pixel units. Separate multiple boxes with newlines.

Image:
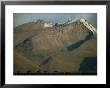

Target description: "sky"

left=13, top=13, right=97, bottom=28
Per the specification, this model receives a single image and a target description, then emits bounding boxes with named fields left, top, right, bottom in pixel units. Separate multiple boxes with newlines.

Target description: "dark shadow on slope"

left=79, top=57, right=97, bottom=73
left=67, top=30, right=93, bottom=51
left=15, top=36, right=44, bottom=60
left=15, top=36, right=33, bottom=54
left=41, top=57, right=52, bottom=65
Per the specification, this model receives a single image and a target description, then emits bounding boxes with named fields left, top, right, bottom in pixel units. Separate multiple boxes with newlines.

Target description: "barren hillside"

left=14, top=19, right=97, bottom=74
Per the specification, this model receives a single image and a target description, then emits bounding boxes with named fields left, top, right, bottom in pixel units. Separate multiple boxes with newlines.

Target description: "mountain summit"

left=14, top=18, right=97, bottom=74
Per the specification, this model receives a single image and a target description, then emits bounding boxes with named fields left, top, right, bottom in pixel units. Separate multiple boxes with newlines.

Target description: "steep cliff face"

left=14, top=19, right=97, bottom=74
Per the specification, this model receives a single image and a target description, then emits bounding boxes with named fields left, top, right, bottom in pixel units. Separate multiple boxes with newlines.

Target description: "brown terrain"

left=14, top=19, right=97, bottom=74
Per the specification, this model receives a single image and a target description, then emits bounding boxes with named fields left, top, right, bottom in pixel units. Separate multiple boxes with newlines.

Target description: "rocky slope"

left=14, top=19, right=97, bottom=74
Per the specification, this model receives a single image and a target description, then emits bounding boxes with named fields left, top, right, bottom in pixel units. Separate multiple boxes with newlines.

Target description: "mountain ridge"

left=14, top=18, right=97, bottom=74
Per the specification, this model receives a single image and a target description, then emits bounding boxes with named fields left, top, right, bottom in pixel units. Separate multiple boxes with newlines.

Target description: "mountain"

left=14, top=18, right=97, bottom=74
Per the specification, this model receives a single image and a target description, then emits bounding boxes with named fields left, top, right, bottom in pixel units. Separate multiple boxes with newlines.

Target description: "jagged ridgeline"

left=14, top=18, right=97, bottom=75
